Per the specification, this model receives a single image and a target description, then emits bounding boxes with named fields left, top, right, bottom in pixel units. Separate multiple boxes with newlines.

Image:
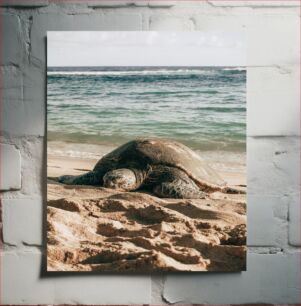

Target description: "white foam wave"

left=48, top=148, right=103, bottom=159
left=222, top=67, right=246, bottom=71
left=47, top=69, right=215, bottom=76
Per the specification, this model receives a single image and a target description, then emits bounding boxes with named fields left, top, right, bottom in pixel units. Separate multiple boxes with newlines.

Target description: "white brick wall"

left=1, top=1, right=300, bottom=304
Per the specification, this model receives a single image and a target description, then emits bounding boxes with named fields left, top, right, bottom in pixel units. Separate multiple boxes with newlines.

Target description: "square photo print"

left=47, top=31, right=247, bottom=272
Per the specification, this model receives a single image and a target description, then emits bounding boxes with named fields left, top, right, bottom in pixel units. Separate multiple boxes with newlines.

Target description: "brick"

left=19, top=138, right=44, bottom=196
left=248, top=66, right=300, bottom=136
left=248, top=136, right=299, bottom=196
left=163, top=253, right=300, bottom=304
left=148, top=1, right=175, bottom=7
left=247, top=14, right=300, bottom=67
left=1, top=66, right=23, bottom=135
left=31, top=13, right=142, bottom=65
left=0, top=66, right=22, bottom=102
left=194, top=14, right=247, bottom=32
left=247, top=195, right=288, bottom=247
left=2, top=198, right=43, bottom=246
left=1, top=65, right=45, bottom=136
left=2, top=13, right=24, bottom=66
left=207, top=0, right=300, bottom=7
left=0, top=0, right=49, bottom=6
left=247, top=195, right=277, bottom=246
left=1, top=66, right=23, bottom=134
left=0, top=143, right=21, bottom=191
left=149, top=15, right=194, bottom=30
left=2, top=251, right=151, bottom=304
left=289, top=193, right=301, bottom=246
left=22, top=65, right=46, bottom=136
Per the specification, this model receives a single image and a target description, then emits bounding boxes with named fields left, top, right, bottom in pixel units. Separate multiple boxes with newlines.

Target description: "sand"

left=47, top=142, right=246, bottom=272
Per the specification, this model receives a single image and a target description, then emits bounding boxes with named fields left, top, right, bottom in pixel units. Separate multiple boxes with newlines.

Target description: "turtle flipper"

left=58, top=171, right=102, bottom=186
left=221, top=186, right=246, bottom=194
left=153, top=179, right=206, bottom=199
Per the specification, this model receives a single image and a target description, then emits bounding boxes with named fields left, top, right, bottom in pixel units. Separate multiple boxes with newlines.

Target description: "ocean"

left=47, top=66, right=246, bottom=152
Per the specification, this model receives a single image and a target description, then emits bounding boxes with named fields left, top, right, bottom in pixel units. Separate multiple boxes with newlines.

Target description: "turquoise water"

left=47, top=67, right=246, bottom=151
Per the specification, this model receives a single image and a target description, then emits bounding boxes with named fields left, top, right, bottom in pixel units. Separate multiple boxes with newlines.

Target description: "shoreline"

left=47, top=140, right=246, bottom=187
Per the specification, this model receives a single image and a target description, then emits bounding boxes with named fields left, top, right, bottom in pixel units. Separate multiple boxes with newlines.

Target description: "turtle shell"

left=94, top=138, right=226, bottom=189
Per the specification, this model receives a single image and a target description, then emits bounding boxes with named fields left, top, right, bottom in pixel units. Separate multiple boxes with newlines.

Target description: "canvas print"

left=47, top=32, right=246, bottom=272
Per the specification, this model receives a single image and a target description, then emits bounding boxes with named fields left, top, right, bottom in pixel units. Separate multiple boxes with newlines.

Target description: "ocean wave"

left=48, top=67, right=246, bottom=153
left=193, top=106, right=246, bottom=113
left=48, top=147, right=103, bottom=159
left=222, top=67, right=246, bottom=71
left=47, top=68, right=245, bottom=77
left=47, top=131, right=246, bottom=152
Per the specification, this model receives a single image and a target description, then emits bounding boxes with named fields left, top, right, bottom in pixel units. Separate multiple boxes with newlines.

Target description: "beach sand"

left=47, top=141, right=247, bottom=272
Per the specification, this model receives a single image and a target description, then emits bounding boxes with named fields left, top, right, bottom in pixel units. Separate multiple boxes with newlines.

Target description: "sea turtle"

left=58, top=138, right=244, bottom=199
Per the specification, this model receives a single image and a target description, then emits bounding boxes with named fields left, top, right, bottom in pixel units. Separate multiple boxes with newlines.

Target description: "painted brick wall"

left=0, top=0, right=300, bottom=304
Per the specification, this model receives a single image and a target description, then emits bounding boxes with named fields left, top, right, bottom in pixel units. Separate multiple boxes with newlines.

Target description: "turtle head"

left=103, top=168, right=138, bottom=191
